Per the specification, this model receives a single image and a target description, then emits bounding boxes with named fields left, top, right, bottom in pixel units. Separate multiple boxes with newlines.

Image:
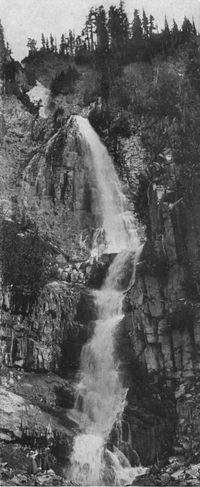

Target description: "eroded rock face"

left=124, top=174, right=196, bottom=380
left=20, top=116, right=108, bottom=260
left=0, top=279, right=95, bottom=373
left=119, top=150, right=200, bottom=464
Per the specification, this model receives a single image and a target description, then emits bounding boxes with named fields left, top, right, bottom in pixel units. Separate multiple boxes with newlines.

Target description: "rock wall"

left=0, top=279, right=94, bottom=373
left=0, top=104, right=101, bottom=475
left=120, top=148, right=200, bottom=464
left=125, top=155, right=197, bottom=379
left=20, top=116, right=107, bottom=261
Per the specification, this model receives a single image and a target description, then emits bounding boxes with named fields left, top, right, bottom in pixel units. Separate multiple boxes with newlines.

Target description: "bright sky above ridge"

left=1, top=0, right=200, bottom=60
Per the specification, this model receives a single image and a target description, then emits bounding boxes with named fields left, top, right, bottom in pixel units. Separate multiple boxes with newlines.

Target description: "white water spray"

left=70, top=117, right=146, bottom=485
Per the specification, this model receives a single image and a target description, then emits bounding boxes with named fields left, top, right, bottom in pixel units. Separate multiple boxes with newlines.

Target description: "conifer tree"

left=0, top=20, right=6, bottom=84
left=50, top=33, right=55, bottom=53
left=54, top=37, right=58, bottom=54
left=59, top=34, right=66, bottom=56
left=149, top=14, right=156, bottom=37
left=68, top=30, right=75, bottom=57
left=119, top=0, right=129, bottom=51
left=192, top=19, right=197, bottom=36
left=132, top=9, right=143, bottom=40
left=46, top=38, right=49, bottom=51
left=142, top=9, right=149, bottom=38
left=162, top=16, right=171, bottom=54
left=86, top=8, right=96, bottom=52
left=41, top=33, right=45, bottom=50
left=96, top=6, right=108, bottom=52
left=182, top=16, right=193, bottom=42
left=27, top=38, right=37, bottom=55
left=171, top=19, right=179, bottom=50
left=108, top=4, right=129, bottom=54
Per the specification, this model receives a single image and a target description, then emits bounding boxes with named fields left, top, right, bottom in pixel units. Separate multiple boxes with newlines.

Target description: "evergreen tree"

left=54, top=37, right=58, bottom=54
left=182, top=16, right=193, bottom=42
left=96, top=6, right=109, bottom=52
left=0, top=20, right=5, bottom=52
left=50, top=33, right=55, bottom=53
left=68, top=30, right=75, bottom=57
left=27, top=38, right=37, bottom=55
left=119, top=0, right=129, bottom=52
left=75, top=34, right=83, bottom=55
left=171, top=19, right=179, bottom=50
left=162, top=16, right=171, bottom=54
left=108, top=6, right=121, bottom=50
left=46, top=38, right=49, bottom=51
left=41, top=33, right=45, bottom=50
left=0, top=20, right=6, bottom=84
left=59, top=34, right=66, bottom=56
left=86, top=8, right=96, bottom=52
left=192, top=19, right=197, bottom=36
left=132, top=9, right=143, bottom=40
left=82, top=22, right=90, bottom=51
left=142, top=9, right=149, bottom=38
left=149, top=14, right=156, bottom=37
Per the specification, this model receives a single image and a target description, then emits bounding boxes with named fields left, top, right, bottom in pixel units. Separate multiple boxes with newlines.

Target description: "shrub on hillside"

left=50, top=66, right=80, bottom=96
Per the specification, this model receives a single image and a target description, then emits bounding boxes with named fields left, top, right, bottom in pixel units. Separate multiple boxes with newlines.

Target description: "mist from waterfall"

left=70, top=116, right=146, bottom=485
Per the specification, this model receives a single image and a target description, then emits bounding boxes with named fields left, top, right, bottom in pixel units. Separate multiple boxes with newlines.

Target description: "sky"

left=1, top=0, right=200, bottom=60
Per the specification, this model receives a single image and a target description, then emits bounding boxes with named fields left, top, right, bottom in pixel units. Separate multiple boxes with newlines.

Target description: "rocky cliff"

left=115, top=145, right=200, bottom=478
left=0, top=95, right=103, bottom=483
left=1, top=76, right=200, bottom=485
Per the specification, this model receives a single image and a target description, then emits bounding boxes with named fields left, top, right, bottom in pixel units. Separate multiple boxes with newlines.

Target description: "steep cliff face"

left=125, top=155, right=197, bottom=379
left=0, top=105, right=100, bottom=373
left=0, top=97, right=102, bottom=481
left=120, top=148, right=200, bottom=466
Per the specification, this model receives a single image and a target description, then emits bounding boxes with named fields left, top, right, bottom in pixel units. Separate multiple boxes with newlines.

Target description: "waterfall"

left=69, top=117, right=146, bottom=485
left=75, top=116, right=139, bottom=257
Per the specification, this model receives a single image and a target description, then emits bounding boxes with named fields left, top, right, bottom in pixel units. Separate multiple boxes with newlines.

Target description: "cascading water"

left=69, top=116, right=146, bottom=485
left=74, top=115, right=138, bottom=257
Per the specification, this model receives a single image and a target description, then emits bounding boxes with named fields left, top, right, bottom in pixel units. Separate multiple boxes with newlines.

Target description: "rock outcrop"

left=0, top=97, right=103, bottom=481
left=118, top=147, right=200, bottom=465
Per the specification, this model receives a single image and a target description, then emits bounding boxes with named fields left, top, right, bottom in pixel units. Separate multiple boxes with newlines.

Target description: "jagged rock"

left=0, top=386, right=74, bottom=457
left=0, top=279, right=92, bottom=373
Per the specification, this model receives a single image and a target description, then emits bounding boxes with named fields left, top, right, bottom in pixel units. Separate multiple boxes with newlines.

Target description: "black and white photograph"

left=0, top=0, right=200, bottom=485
